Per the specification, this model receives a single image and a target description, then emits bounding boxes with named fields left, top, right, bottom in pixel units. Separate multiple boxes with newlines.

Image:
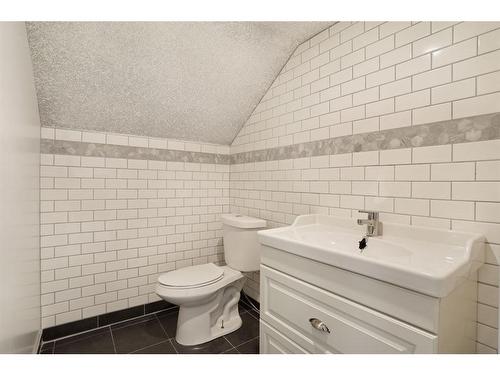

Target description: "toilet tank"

left=221, top=214, right=266, bottom=272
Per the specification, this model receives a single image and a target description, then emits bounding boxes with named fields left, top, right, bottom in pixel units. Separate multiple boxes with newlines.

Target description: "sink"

left=258, top=214, right=485, bottom=297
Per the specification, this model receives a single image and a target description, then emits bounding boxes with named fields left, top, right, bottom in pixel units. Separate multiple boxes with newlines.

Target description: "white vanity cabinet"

left=259, top=248, right=477, bottom=354
left=260, top=264, right=436, bottom=353
left=258, top=215, right=483, bottom=354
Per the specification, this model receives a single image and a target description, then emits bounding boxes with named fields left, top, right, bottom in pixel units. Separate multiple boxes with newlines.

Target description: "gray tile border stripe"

left=231, top=112, right=500, bottom=164
left=41, top=113, right=500, bottom=165
left=41, top=138, right=231, bottom=165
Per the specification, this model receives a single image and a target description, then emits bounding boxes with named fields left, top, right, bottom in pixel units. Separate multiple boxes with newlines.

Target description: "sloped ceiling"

left=26, top=22, right=332, bottom=144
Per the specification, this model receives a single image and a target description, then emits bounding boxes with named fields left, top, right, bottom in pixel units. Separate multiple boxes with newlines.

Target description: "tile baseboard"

left=41, top=300, right=175, bottom=343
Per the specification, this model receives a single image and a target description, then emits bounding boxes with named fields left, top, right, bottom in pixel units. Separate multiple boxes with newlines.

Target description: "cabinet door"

left=260, top=320, right=310, bottom=354
left=261, top=265, right=437, bottom=354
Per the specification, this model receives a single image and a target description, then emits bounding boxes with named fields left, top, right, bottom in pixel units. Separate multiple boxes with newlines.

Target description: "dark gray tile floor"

left=39, top=299, right=259, bottom=354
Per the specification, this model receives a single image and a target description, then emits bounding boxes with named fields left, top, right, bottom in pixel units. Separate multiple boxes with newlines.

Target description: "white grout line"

left=128, top=338, right=173, bottom=354
left=153, top=313, right=179, bottom=354
left=232, top=336, right=260, bottom=352
left=223, top=336, right=237, bottom=352
left=108, top=326, right=117, bottom=354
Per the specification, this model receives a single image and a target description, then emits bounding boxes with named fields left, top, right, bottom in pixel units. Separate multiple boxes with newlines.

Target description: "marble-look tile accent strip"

left=41, top=139, right=231, bottom=165
left=41, top=126, right=230, bottom=155
left=231, top=113, right=500, bottom=164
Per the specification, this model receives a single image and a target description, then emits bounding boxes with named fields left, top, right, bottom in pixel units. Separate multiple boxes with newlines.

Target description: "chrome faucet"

left=357, top=210, right=380, bottom=237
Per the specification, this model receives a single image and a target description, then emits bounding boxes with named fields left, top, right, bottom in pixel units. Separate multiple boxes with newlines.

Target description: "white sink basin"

left=258, top=214, right=485, bottom=297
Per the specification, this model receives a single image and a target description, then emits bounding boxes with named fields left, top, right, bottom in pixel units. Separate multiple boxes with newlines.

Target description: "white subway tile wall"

left=230, top=21, right=500, bottom=353
left=232, top=21, right=500, bottom=154
left=40, top=128, right=230, bottom=328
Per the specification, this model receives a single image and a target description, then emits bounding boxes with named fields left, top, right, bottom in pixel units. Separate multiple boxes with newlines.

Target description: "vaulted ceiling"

left=26, top=22, right=332, bottom=144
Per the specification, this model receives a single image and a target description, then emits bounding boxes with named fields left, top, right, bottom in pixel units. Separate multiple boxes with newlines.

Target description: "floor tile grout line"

left=239, top=295, right=260, bottom=315
left=232, top=336, right=260, bottom=351
left=223, top=336, right=238, bottom=351
left=112, top=313, right=173, bottom=354
left=169, top=338, right=179, bottom=354
left=153, top=313, right=179, bottom=353
left=241, top=310, right=260, bottom=322
left=128, top=338, right=172, bottom=354
left=152, top=312, right=179, bottom=354
left=108, top=326, right=117, bottom=354
left=223, top=310, right=260, bottom=353
left=224, top=346, right=240, bottom=354
left=154, top=313, right=171, bottom=338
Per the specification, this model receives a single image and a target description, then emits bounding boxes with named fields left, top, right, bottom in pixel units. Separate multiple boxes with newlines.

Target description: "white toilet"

left=155, top=214, right=266, bottom=346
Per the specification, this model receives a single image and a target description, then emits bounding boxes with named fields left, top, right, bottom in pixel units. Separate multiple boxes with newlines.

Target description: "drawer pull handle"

left=309, top=318, right=331, bottom=334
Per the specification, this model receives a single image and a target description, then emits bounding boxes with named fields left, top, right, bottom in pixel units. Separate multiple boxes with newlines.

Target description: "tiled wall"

left=37, top=21, right=500, bottom=353
left=230, top=22, right=500, bottom=353
left=39, top=127, right=230, bottom=328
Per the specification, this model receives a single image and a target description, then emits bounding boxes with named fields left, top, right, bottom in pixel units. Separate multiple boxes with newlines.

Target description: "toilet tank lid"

left=221, top=214, right=266, bottom=229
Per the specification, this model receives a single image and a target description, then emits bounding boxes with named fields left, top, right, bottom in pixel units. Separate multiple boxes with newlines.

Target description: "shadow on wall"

left=0, top=22, right=41, bottom=353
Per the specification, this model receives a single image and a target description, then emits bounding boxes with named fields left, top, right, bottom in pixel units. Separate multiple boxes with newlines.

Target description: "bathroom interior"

left=1, top=1, right=500, bottom=371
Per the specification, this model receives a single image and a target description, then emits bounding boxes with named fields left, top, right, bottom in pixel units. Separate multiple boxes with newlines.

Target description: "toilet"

left=155, top=214, right=266, bottom=346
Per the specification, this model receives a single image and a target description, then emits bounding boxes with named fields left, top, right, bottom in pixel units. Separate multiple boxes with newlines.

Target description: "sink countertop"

left=258, top=214, right=485, bottom=298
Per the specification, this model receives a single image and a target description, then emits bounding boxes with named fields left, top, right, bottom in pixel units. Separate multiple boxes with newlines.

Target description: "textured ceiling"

left=26, top=22, right=332, bottom=144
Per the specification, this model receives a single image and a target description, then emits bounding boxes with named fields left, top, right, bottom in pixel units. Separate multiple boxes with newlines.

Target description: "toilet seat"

left=158, top=263, right=224, bottom=289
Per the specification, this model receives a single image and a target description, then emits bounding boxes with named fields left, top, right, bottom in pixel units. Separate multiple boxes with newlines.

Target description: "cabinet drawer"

left=260, top=320, right=309, bottom=354
left=261, top=265, right=437, bottom=354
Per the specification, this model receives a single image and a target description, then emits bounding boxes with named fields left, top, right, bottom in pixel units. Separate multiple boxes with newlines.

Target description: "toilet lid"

left=158, top=263, right=224, bottom=288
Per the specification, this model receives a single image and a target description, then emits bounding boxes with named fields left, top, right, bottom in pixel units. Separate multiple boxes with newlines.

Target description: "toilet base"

left=174, top=277, right=245, bottom=346
left=208, top=312, right=243, bottom=342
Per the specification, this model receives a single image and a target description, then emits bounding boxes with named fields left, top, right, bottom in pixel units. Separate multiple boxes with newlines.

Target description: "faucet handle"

left=358, top=210, right=379, bottom=220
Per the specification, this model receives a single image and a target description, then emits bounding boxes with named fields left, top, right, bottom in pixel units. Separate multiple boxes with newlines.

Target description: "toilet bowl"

left=155, top=214, right=266, bottom=346
left=156, top=264, right=244, bottom=345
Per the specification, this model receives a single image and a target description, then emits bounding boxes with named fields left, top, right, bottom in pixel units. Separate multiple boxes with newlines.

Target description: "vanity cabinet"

left=259, top=245, right=478, bottom=354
